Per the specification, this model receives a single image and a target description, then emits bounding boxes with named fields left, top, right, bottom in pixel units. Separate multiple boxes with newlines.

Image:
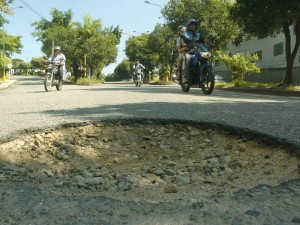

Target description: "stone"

left=164, top=184, right=177, bottom=193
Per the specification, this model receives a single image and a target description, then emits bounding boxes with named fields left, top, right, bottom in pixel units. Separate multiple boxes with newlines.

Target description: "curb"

left=219, top=87, right=300, bottom=97
left=0, top=79, right=17, bottom=89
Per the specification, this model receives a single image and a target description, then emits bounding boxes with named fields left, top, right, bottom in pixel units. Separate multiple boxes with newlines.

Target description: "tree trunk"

left=72, top=64, right=79, bottom=82
left=282, top=19, right=300, bottom=85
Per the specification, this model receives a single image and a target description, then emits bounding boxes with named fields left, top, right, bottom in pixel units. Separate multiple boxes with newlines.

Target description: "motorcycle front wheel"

left=181, top=76, right=190, bottom=92
left=56, top=80, right=62, bottom=91
left=200, top=67, right=215, bottom=95
left=44, top=74, right=53, bottom=92
left=181, top=82, right=190, bottom=92
left=135, top=78, right=141, bottom=87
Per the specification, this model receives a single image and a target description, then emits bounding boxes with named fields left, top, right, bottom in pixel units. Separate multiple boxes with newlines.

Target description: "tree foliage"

left=32, top=9, right=121, bottom=81
left=112, top=59, right=131, bottom=81
left=0, top=0, right=23, bottom=72
left=231, top=0, right=300, bottom=85
left=12, top=58, right=30, bottom=74
left=0, top=0, right=15, bottom=24
left=30, top=56, right=46, bottom=69
left=147, top=25, right=174, bottom=80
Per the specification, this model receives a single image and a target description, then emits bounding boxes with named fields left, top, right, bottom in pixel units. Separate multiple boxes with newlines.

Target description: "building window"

left=252, top=50, right=262, bottom=61
left=274, top=42, right=284, bottom=56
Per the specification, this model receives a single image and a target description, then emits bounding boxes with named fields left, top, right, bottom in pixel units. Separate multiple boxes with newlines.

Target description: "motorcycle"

left=133, top=72, right=143, bottom=87
left=44, top=61, right=63, bottom=92
left=179, top=42, right=215, bottom=95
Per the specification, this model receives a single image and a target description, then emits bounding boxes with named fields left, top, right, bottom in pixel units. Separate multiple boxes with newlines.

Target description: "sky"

left=5, top=0, right=169, bottom=74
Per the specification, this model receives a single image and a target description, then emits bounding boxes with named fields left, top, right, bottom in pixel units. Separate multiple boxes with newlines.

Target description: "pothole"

left=0, top=120, right=299, bottom=203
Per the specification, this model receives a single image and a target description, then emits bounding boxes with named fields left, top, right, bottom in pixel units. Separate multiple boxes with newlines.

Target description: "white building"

left=215, top=25, right=300, bottom=83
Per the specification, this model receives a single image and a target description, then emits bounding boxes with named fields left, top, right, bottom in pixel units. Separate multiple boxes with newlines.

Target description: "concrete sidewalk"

left=0, top=79, right=17, bottom=89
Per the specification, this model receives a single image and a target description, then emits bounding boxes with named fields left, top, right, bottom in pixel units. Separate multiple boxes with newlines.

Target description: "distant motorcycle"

left=44, top=62, right=63, bottom=92
left=133, top=72, right=142, bottom=87
left=179, top=42, right=215, bottom=95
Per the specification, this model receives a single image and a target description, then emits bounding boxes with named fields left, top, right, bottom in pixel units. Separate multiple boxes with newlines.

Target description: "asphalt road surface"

left=1, top=76, right=299, bottom=148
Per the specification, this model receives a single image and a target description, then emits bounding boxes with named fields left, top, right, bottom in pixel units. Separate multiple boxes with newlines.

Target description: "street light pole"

left=144, top=1, right=165, bottom=24
left=1, top=6, right=23, bottom=83
left=144, top=1, right=162, bottom=9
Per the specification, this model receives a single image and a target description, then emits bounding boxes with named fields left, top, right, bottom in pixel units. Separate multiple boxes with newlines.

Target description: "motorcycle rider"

left=133, top=59, right=145, bottom=83
left=48, top=46, right=66, bottom=82
left=181, top=19, right=205, bottom=83
left=175, top=25, right=188, bottom=83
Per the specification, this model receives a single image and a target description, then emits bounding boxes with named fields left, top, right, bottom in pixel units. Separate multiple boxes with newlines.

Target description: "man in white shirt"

left=49, top=46, right=66, bottom=81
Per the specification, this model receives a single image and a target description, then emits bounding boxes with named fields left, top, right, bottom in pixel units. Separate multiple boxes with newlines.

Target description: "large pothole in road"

left=0, top=120, right=299, bottom=203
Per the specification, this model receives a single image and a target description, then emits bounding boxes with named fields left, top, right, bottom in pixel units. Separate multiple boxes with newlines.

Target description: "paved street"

left=0, top=75, right=300, bottom=225
left=1, top=76, right=300, bottom=148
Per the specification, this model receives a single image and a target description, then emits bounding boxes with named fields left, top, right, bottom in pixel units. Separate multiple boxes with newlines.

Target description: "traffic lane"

left=0, top=77, right=299, bottom=147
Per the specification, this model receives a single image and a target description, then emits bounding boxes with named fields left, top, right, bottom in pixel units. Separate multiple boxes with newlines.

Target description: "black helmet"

left=186, top=19, right=198, bottom=30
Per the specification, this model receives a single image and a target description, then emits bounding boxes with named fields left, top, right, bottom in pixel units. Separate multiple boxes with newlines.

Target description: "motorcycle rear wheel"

left=200, top=68, right=215, bottom=95
left=44, top=74, right=52, bottom=92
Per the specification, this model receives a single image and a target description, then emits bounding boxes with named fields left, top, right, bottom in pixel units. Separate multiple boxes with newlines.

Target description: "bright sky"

left=5, top=0, right=169, bottom=74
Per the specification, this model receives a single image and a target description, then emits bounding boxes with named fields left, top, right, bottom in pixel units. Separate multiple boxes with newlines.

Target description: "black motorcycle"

left=44, top=62, right=63, bottom=92
left=179, top=42, right=215, bottom=95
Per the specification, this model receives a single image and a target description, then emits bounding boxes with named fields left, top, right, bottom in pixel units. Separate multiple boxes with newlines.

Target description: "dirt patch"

left=0, top=121, right=299, bottom=203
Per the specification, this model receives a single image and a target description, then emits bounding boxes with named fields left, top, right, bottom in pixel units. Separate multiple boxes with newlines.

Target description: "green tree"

left=125, top=34, right=150, bottom=62
left=31, top=56, right=47, bottom=70
left=32, top=10, right=121, bottom=81
left=73, top=15, right=120, bottom=79
left=125, top=33, right=155, bottom=79
left=105, top=72, right=116, bottom=82
left=147, top=25, right=174, bottom=80
left=114, top=59, right=131, bottom=81
left=18, top=61, right=30, bottom=69
left=231, top=0, right=300, bottom=85
left=0, top=0, right=15, bottom=23
left=32, top=8, right=73, bottom=55
left=1, top=1, right=23, bottom=76
left=11, top=58, right=23, bottom=68
left=162, top=0, right=203, bottom=30
left=15, top=60, right=30, bottom=75
left=0, top=31, right=22, bottom=68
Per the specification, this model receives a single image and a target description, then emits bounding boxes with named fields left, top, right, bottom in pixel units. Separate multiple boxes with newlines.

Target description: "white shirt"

left=49, top=53, right=66, bottom=70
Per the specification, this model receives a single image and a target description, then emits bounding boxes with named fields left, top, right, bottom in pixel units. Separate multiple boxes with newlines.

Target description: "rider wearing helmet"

left=49, top=46, right=66, bottom=81
left=181, top=19, right=205, bottom=83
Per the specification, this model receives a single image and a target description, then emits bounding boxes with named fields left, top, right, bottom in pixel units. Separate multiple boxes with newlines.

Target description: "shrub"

left=217, top=51, right=260, bottom=81
left=76, top=77, right=103, bottom=85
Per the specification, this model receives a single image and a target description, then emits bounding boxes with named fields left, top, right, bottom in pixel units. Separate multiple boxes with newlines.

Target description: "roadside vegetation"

left=74, top=77, right=104, bottom=86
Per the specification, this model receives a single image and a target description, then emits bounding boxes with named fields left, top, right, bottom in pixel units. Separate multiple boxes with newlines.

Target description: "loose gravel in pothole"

left=0, top=121, right=299, bottom=203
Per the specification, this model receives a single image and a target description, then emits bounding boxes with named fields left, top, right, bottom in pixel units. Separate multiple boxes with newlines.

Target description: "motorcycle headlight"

left=200, top=52, right=211, bottom=58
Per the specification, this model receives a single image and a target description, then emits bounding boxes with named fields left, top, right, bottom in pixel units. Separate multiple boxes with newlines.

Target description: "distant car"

left=214, top=74, right=225, bottom=83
